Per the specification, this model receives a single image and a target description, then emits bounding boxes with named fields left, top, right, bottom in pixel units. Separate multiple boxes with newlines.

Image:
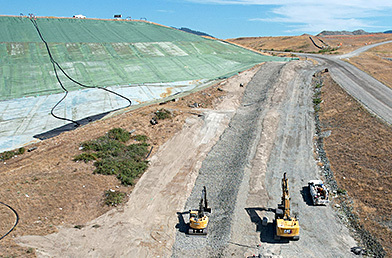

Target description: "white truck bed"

left=308, top=180, right=329, bottom=205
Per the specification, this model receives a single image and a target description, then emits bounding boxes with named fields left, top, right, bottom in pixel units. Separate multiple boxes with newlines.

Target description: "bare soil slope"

left=0, top=66, right=258, bottom=257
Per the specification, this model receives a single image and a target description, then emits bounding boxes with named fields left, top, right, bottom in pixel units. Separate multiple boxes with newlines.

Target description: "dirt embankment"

left=0, top=66, right=257, bottom=257
left=318, top=73, right=392, bottom=257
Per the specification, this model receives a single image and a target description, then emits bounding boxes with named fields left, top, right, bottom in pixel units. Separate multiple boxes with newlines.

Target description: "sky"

left=2, top=0, right=392, bottom=39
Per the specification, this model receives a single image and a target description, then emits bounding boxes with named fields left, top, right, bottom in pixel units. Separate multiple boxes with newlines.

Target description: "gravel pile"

left=172, top=62, right=286, bottom=257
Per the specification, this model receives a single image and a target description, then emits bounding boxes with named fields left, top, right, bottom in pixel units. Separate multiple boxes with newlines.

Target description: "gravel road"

left=172, top=61, right=357, bottom=257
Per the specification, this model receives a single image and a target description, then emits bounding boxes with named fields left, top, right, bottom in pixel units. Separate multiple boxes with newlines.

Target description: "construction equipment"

left=188, top=186, right=211, bottom=235
left=274, top=172, right=300, bottom=240
left=308, top=180, right=329, bottom=205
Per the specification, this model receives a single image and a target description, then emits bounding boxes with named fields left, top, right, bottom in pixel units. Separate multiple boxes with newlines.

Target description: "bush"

left=75, top=128, right=150, bottom=185
left=313, top=98, right=322, bottom=105
left=133, top=134, right=149, bottom=143
left=73, top=152, right=99, bottom=162
left=107, top=128, right=130, bottom=143
left=126, top=143, right=149, bottom=161
left=155, top=109, right=171, bottom=120
left=0, top=147, right=26, bottom=161
left=0, top=151, right=15, bottom=161
left=337, top=188, right=347, bottom=195
left=104, top=190, right=126, bottom=206
left=17, top=147, right=25, bottom=155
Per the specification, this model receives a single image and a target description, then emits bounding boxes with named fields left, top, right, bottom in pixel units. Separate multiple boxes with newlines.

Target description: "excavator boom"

left=188, top=186, right=211, bottom=235
left=275, top=173, right=300, bottom=240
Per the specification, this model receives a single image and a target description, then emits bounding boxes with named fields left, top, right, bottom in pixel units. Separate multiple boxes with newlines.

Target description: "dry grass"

left=228, top=33, right=392, bottom=55
left=347, top=43, right=392, bottom=89
left=0, top=81, right=226, bottom=257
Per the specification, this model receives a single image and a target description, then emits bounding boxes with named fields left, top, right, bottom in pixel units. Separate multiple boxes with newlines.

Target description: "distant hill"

left=317, top=29, right=370, bottom=36
left=175, top=27, right=215, bottom=38
left=384, top=30, right=392, bottom=34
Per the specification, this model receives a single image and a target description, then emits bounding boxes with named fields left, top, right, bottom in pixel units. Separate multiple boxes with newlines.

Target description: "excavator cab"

left=188, top=186, right=211, bottom=235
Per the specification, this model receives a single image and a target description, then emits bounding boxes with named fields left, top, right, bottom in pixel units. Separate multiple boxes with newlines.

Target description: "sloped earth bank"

left=14, top=61, right=361, bottom=257
left=13, top=64, right=258, bottom=257
left=173, top=61, right=356, bottom=257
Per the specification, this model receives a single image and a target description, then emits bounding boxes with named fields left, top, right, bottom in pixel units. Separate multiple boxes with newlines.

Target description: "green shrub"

left=104, top=190, right=126, bottom=206
left=73, top=152, right=98, bottom=162
left=126, top=143, right=149, bottom=161
left=94, top=158, right=120, bottom=175
left=0, top=151, right=15, bottom=161
left=0, top=147, right=26, bottom=161
left=17, top=147, right=25, bottom=155
left=313, top=98, right=322, bottom=105
left=75, top=129, right=150, bottom=185
left=155, top=109, right=171, bottom=120
left=107, top=128, right=130, bottom=143
left=337, top=188, right=347, bottom=195
left=116, top=160, right=149, bottom=185
left=133, top=134, right=149, bottom=142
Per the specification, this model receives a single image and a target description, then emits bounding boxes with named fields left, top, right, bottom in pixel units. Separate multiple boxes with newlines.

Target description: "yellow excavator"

left=274, top=172, right=300, bottom=240
left=188, top=186, right=211, bottom=235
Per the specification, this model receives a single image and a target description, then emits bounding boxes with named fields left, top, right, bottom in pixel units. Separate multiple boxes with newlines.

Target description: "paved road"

left=338, top=40, right=392, bottom=59
left=298, top=41, right=392, bottom=125
left=173, top=61, right=357, bottom=257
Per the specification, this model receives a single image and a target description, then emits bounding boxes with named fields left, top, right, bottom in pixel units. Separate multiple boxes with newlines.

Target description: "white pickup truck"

left=308, top=180, right=329, bottom=205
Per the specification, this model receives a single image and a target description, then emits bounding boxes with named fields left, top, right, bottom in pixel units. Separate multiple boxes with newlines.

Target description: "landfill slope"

left=0, top=16, right=291, bottom=152
left=0, top=16, right=288, bottom=100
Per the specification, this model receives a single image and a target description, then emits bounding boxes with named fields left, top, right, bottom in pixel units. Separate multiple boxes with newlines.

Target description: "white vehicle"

left=73, top=15, right=86, bottom=19
left=308, top=180, right=329, bottom=205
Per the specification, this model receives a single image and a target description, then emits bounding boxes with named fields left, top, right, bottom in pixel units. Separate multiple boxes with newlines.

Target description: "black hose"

left=29, top=16, right=132, bottom=126
left=309, top=36, right=323, bottom=49
left=145, top=146, right=153, bottom=159
left=0, top=202, right=19, bottom=241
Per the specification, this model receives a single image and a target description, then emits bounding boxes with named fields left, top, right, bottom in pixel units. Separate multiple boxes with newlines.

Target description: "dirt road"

left=172, top=61, right=357, bottom=257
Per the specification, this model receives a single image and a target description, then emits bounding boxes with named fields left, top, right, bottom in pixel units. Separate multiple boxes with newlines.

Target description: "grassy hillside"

left=0, top=16, right=288, bottom=101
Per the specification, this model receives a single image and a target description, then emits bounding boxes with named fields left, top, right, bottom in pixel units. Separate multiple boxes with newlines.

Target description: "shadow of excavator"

left=245, top=207, right=289, bottom=244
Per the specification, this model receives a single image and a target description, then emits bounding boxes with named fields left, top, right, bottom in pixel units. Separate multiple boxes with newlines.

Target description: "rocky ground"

left=172, top=61, right=358, bottom=257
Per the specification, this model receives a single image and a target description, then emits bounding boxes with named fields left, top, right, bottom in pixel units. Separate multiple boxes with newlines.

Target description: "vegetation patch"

left=104, top=190, right=127, bottom=206
left=0, top=147, right=25, bottom=161
left=74, top=128, right=150, bottom=185
left=318, top=47, right=338, bottom=53
left=154, top=108, right=172, bottom=120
